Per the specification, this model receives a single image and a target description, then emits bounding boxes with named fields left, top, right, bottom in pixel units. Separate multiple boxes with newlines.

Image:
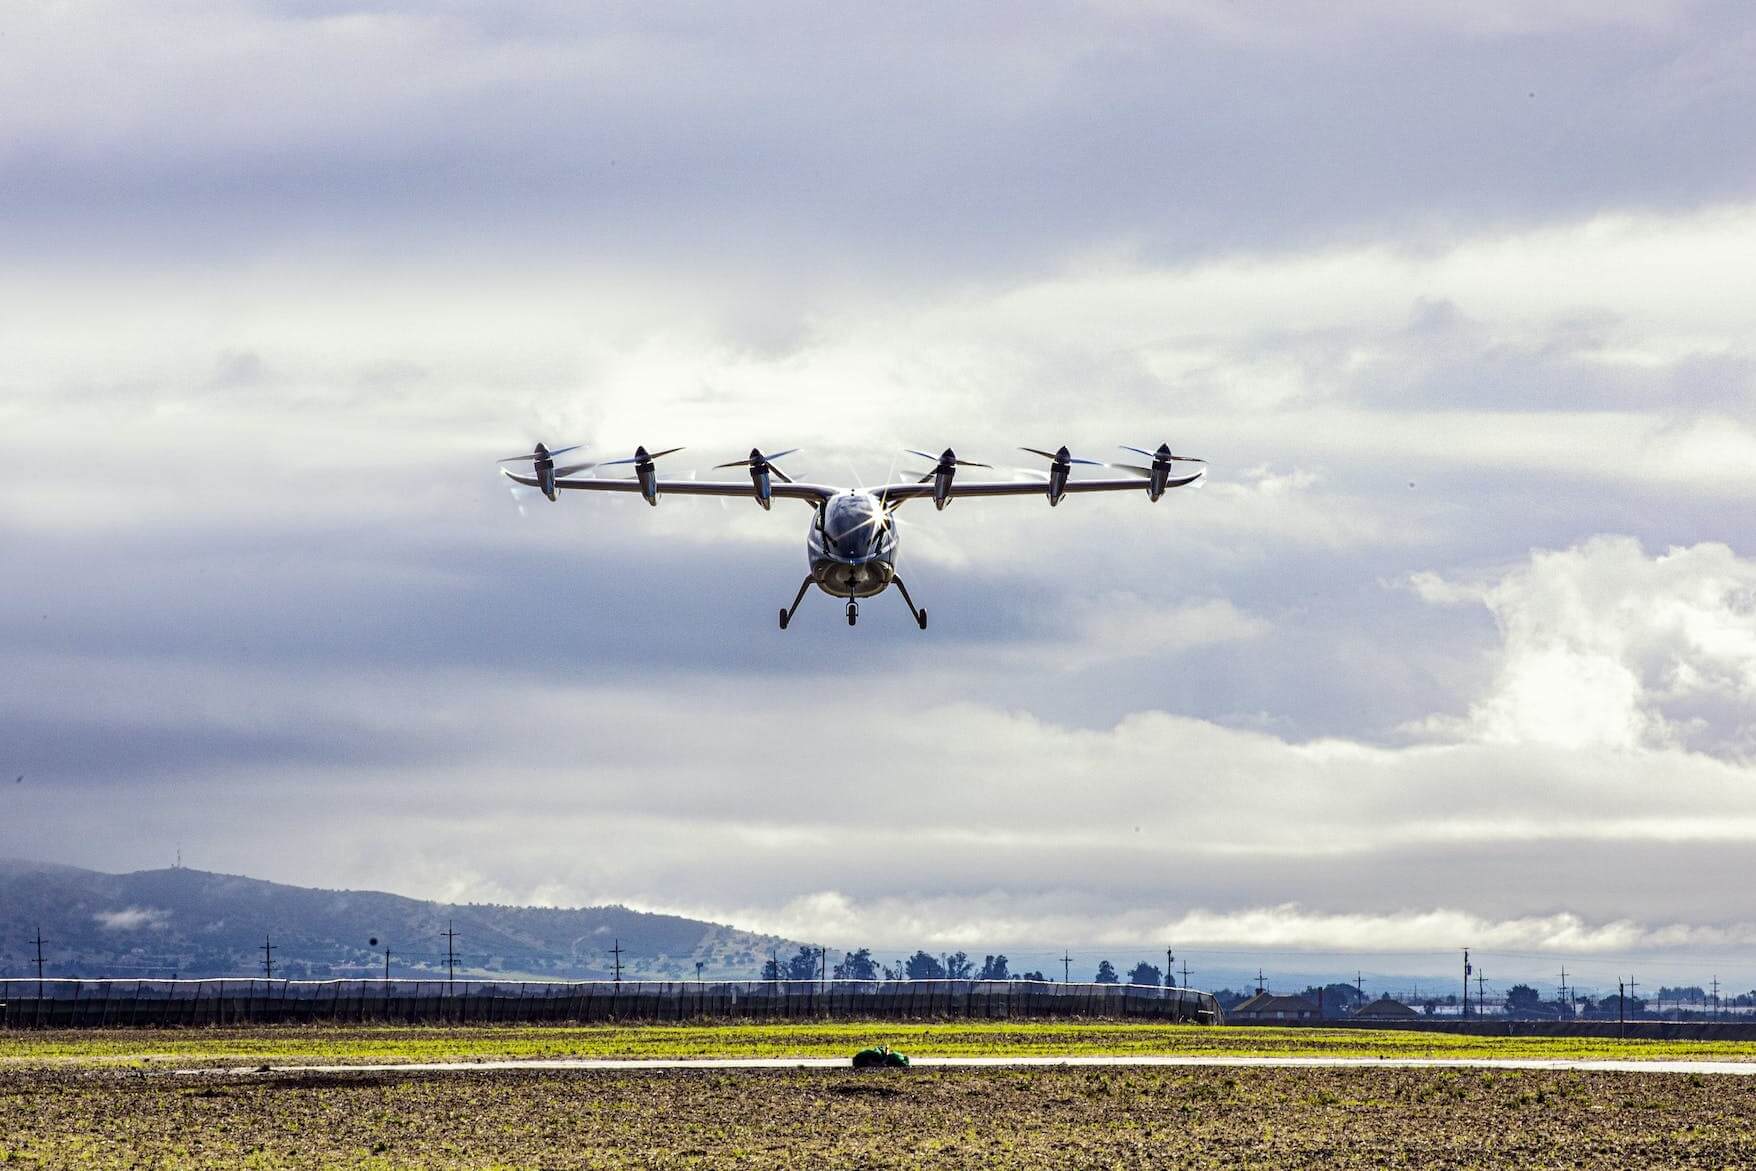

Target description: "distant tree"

left=1212, top=988, right=1251, bottom=1010
left=1094, top=960, right=1119, bottom=984
left=834, top=948, right=879, bottom=981
left=945, top=951, right=974, bottom=979
left=1505, top=984, right=1542, bottom=1011
left=1127, top=962, right=1162, bottom=986
left=905, top=951, right=946, bottom=980
left=1017, top=970, right=1048, bottom=982
left=1300, top=983, right=1365, bottom=1018
left=785, top=946, right=820, bottom=981
left=978, top=954, right=1010, bottom=981
left=761, top=956, right=782, bottom=981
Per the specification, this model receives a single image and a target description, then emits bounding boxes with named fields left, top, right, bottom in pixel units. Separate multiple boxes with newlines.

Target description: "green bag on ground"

left=852, top=1045, right=910, bottom=1069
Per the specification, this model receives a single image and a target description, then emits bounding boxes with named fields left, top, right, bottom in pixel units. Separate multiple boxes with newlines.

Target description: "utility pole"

left=440, top=920, right=459, bottom=990
left=1619, top=980, right=1626, bottom=1038
left=1462, top=949, right=1471, bottom=1018
left=1712, top=975, right=1721, bottom=1021
left=384, top=944, right=391, bottom=982
left=1475, top=971, right=1486, bottom=1015
left=1356, top=970, right=1364, bottom=1003
left=1061, top=951, right=1073, bottom=984
left=1166, top=948, right=1174, bottom=987
left=1180, top=957, right=1191, bottom=990
left=609, top=939, right=624, bottom=985
left=1255, top=968, right=1265, bottom=995
left=32, top=926, right=46, bottom=1003
left=1559, top=966, right=1568, bottom=1015
left=819, top=946, right=827, bottom=992
left=695, top=961, right=705, bottom=982
left=259, top=933, right=277, bottom=980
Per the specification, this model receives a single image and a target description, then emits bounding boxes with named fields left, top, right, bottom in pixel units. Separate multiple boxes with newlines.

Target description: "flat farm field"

left=4, top=1064, right=1756, bottom=1169
left=6, top=1020, right=1756, bottom=1068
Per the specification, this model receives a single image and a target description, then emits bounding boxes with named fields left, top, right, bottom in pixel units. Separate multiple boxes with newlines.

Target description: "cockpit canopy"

left=818, top=493, right=894, bottom=563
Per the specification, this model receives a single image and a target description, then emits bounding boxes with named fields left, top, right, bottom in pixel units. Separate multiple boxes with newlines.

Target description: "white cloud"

left=1413, top=537, right=1756, bottom=755
left=728, top=894, right=1756, bottom=964
left=94, top=907, right=169, bottom=931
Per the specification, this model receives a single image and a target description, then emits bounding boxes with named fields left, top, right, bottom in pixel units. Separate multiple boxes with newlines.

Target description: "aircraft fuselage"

left=806, top=491, right=898, bottom=598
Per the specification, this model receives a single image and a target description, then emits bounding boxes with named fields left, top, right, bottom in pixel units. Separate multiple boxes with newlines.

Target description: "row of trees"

left=761, top=946, right=1175, bottom=986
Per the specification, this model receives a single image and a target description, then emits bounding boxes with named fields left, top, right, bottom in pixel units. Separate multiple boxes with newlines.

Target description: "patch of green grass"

left=3, top=1020, right=1756, bottom=1068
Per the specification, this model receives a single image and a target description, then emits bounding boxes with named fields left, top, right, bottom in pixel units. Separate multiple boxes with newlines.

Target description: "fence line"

left=0, top=978, right=1221, bottom=1029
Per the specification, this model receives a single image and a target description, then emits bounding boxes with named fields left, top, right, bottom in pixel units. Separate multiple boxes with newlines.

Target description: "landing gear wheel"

left=779, top=609, right=790, bottom=630
left=917, top=609, right=927, bottom=630
left=846, top=600, right=858, bottom=626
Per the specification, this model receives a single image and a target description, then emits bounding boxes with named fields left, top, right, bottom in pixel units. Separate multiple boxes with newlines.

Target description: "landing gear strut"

left=893, top=576, right=928, bottom=630
left=778, top=575, right=813, bottom=630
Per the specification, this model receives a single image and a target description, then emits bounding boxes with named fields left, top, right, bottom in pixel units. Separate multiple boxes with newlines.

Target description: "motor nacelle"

left=905, top=447, right=991, bottom=511
left=633, top=446, right=660, bottom=505
left=1020, top=445, right=1103, bottom=507
left=1117, top=443, right=1206, bottom=502
left=714, top=448, right=799, bottom=510
left=497, top=441, right=586, bottom=502
left=535, top=449, right=557, bottom=501
left=581, top=444, right=684, bottom=505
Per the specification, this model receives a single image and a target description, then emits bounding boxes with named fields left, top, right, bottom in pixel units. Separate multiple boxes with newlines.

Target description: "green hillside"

left=0, top=860, right=805, bottom=980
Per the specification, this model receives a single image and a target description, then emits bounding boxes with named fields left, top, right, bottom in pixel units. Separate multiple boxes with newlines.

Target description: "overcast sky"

left=4, top=0, right=1755, bottom=993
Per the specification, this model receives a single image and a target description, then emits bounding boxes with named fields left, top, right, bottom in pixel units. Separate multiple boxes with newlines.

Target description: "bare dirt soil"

left=4, top=1064, right=1755, bottom=1168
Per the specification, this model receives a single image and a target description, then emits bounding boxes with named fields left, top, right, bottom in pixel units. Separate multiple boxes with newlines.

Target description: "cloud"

left=1412, top=537, right=1756, bottom=755
left=3, top=2, right=1755, bottom=988
left=728, top=895, right=1756, bottom=967
left=94, top=907, right=170, bottom=931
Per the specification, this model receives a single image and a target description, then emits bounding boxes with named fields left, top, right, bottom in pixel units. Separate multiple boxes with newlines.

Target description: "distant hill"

left=0, top=860, right=809, bottom=980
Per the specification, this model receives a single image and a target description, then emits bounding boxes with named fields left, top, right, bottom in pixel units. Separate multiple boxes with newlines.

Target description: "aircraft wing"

left=502, top=469, right=838, bottom=505
left=875, top=469, right=1203, bottom=508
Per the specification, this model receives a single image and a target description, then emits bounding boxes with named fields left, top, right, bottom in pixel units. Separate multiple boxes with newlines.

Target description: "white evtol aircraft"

left=501, top=442, right=1204, bottom=629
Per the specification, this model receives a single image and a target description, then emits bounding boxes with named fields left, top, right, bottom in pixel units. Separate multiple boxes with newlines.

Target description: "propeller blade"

left=552, top=461, right=596, bottom=477
left=645, top=446, right=685, bottom=460
left=904, top=449, right=938, bottom=462
left=1114, top=464, right=1153, bottom=478
left=762, top=448, right=799, bottom=462
left=1021, top=446, right=1103, bottom=466
left=1119, top=444, right=1206, bottom=464
left=498, top=443, right=582, bottom=463
left=711, top=460, right=746, bottom=469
